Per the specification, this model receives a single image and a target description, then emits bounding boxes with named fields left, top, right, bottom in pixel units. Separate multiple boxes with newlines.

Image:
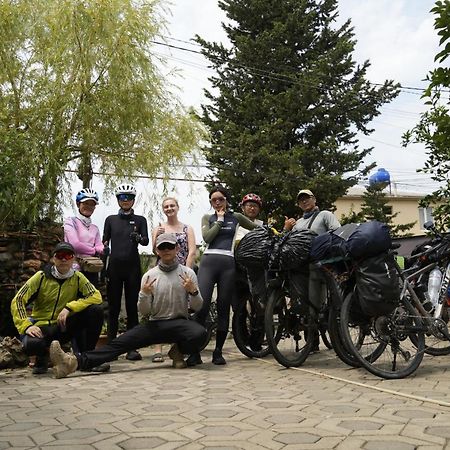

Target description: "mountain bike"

left=263, top=231, right=360, bottom=368
left=338, top=221, right=450, bottom=379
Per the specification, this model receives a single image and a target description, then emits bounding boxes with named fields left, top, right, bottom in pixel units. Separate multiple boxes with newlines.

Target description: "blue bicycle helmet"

left=76, top=188, right=99, bottom=204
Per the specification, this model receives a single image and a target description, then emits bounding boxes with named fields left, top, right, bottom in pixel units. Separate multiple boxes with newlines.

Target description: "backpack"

left=355, top=252, right=400, bottom=317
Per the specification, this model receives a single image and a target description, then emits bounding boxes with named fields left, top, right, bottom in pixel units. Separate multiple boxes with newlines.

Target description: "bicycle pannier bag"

left=280, top=229, right=316, bottom=270
left=309, top=224, right=357, bottom=261
left=78, top=256, right=104, bottom=273
left=235, top=227, right=274, bottom=268
left=346, top=221, right=391, bottom=259
left=355, top=252, right=399, bottom=317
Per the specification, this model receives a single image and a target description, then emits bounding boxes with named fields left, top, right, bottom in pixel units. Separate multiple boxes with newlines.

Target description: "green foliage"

left=403, top=0, right=450, bottom=231
left=340, top=183, right=416, bottom=237
left=196, top=0, right=399, bottom=226
left=0, top=0, right=204, bottom=231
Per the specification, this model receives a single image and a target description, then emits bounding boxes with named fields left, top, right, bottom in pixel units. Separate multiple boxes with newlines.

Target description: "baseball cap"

left=156, top=233, right=177, bottom=248
left=52, top=242, right=75, bottom=255
left=297, top=189, right=315, bottom=200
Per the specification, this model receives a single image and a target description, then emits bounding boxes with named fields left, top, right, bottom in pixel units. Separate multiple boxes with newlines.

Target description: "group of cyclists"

left=11, top=182, right=340, bottom=376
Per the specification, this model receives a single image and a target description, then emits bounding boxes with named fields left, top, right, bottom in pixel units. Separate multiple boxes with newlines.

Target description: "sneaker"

left=32, top=355, right=48, bottom=375
left=49, top=341, right=78, bottom=379
left=186, top=352, right=203, bottom=367
left=212, top=349, right=226, bottom=365
left=168, top=344, right=187, bottom=369
left=186, top=353, right=203, bottom=367
left=81, top=363, right=111, bottom=373
left=126, top=350, right=142, bottom=361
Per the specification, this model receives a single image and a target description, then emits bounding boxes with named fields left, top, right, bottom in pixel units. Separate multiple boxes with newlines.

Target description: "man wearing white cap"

left=284, top=189, right=340, bottom=352
left=49, top=233, right=206, bottom=378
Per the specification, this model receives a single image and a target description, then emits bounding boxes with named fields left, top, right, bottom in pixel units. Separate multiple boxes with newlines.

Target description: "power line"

left=65, top=169, right=212, bottom=184
left=153, top=38, right=450, bottom=96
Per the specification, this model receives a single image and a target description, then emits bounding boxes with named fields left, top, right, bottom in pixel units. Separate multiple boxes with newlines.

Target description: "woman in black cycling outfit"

left=187, top=186, right=259, bottom=366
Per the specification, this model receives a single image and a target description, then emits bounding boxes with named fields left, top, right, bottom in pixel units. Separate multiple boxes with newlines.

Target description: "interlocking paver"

left=2, top=342, right=450, bottom=449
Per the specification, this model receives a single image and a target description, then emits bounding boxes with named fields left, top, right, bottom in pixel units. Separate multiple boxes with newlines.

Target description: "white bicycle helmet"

left=76, top=188, right=99, bottom=204
left=115, top=183, right=137, bottom=197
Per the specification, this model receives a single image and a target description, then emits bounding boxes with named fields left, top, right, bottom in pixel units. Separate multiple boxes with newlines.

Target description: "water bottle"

left=428, top=267, right=442, bottom=307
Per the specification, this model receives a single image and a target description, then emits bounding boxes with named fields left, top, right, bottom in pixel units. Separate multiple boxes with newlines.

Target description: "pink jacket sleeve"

left=93, top=227, right=104, bottom=255
left=64, top=217, right=100, bottom=256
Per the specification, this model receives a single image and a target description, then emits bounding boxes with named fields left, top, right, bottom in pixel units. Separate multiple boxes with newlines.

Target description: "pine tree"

left=197, top=0, right=398, bottom=225
left=403, top=0, right=450, bottom=231
left=340, top=183, right=416, bottom=237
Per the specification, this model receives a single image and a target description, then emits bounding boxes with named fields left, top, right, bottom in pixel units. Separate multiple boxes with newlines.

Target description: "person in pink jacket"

left=64, top=188, right=106, bottom=287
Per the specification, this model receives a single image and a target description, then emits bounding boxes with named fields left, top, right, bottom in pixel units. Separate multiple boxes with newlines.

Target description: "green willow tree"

left=340, top=183, right=416, bottom=237
left=403, top=0, right=450, bottom=231
left=0, top=0, right=203, bottom=230
left=197, top=0, right=399, bottom=224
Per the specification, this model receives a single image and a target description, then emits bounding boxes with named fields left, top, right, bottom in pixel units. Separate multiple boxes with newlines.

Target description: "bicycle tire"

left=327, top=304, right=361, bottom=368
left=409, top=304, right=450, bottom=356
left=340, top=291, right=425, bottom=379
left=321, top=272, right=361, bottom=367
left=197, top=302, right=218, bottom=352
left=264, top=286, right=313, bottom=367
left=319, top=324, right=333, bottom=350
left=232, top=295, right=271, bottom=358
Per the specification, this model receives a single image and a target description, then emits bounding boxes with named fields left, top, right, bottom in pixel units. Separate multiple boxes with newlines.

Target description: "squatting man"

left=50, top=233, right=207, bottom=377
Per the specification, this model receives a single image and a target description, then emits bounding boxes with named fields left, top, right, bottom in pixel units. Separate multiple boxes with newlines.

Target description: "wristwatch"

left=189, top=290, right=199, bottom=296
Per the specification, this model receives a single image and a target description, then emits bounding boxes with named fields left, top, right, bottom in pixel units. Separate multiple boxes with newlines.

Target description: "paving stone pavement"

left=1, top=340, right=450, bottom=450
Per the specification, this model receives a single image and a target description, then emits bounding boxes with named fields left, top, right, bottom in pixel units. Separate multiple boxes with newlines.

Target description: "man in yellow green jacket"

left=11, top=242, right=108, bottom=375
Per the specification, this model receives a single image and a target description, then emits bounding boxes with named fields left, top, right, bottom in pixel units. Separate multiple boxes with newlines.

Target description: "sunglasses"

left=54, top=251, right=74, bottom=261
left=211, top=196, right=226, bottom=203
left=117, top=194, right=135, bottom=202
left=157, top=243, right=176, bottom=250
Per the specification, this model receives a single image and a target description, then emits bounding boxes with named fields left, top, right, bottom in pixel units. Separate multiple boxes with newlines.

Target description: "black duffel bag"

left=280, top=229, right=316, bottom=270
left=355, top=252, right=400, bottom=317
left=235, top=227, right=274, bottom=268
left=346, top=221, right=392, bottom=259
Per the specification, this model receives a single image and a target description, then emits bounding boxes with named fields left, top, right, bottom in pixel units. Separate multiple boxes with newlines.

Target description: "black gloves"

left=130, top=231, right=142, bottom=244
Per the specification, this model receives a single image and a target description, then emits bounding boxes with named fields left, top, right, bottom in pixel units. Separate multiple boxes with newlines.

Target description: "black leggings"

left=106, top=259, right=141, bottom=342
left=21, top=304, right=103, bottom=357
left=196, top=254, right=235, bottom=333
left=79, top=319, right=206, bottom=370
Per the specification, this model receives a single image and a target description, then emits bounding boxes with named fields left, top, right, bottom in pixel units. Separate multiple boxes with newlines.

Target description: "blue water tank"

left=369, top=168, right=390, bottom=186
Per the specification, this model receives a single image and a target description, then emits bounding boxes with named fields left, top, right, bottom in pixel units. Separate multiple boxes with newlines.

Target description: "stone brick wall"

left=0, top=222, right=63, bottom=337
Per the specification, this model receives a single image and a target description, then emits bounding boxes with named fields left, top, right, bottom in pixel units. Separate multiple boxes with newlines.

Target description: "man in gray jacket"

left=284, top=189, right=340, bottom=352
left=49, top=233, right=206, bottom=378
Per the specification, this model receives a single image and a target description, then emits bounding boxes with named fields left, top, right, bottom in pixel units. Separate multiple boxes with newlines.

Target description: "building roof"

left=342, top=185, right=425, bottom=200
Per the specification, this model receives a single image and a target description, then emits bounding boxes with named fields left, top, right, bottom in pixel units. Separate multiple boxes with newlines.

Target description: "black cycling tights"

left=106, top=259, right=141, bottom=342
left=197, top=254, right=235, bottom=351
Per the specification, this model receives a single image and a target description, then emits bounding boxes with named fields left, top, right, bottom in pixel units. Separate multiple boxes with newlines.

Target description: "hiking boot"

left=168, top=344, right=187, bottom=369
left=81, top=363, right=111, bottom=373
left=49, top=341, right=78, bottom=379
left=186, top=353, right=203, bottom=367
left=126, top=350, right=142, bottom=361
left=32, top=355, right=49, bottom=375
left=212, top=349, right=226, bottom=365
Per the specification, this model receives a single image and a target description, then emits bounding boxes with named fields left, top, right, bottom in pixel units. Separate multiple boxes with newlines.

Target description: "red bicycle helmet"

left=241, top=193, right=262, bottom=208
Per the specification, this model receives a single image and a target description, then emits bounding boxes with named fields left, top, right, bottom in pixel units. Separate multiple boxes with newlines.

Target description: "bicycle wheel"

left=322, top=274, right=361, bottom=367
left=340, top=291, right=425, bottom=379
left=264, top=286, right=313, bottom=367
left=327, top=303, right=362, bottom=368
left=410, top=304, right=450, bottom=356
left=232, top=295, right=271, bottom=358
left=197, top=302, right=217, bottom=352
left=317, top=302, right=333, bottom=350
